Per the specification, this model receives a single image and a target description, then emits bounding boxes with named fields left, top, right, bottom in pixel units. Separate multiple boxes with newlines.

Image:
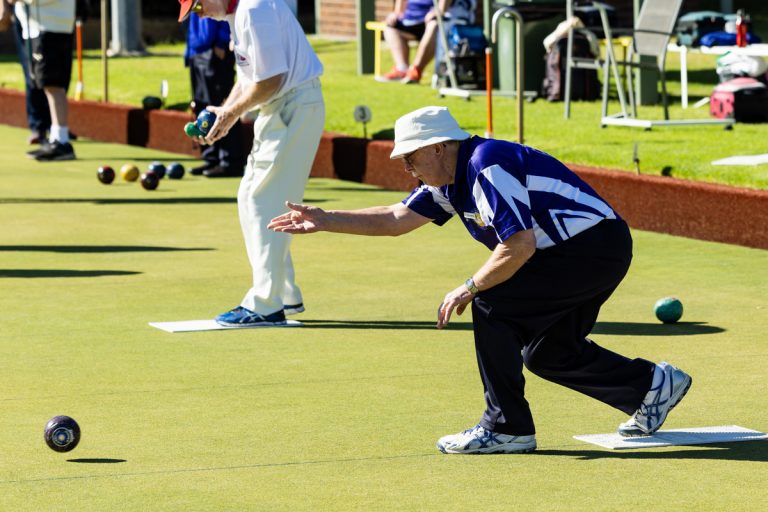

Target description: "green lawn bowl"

left=654, top=296, right=684, bottom=323
left=184, top=121, right=202, bottom=138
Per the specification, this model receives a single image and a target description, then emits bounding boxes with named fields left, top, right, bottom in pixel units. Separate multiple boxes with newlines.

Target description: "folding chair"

left=563, top=2, right=628, bottom=120
left=589, top=0, right=734, bottom=129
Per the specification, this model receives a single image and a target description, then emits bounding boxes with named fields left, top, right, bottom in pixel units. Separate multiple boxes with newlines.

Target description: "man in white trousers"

left=178, top=0, right=325, bottom=326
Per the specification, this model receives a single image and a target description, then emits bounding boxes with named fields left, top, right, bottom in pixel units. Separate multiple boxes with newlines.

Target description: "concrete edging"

left=1, top=88, right=766, bottom=249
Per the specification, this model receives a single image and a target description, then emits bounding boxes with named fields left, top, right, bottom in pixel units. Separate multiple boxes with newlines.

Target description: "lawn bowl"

left=97, top=165, right=115, bottom=184
left=141, top=171, right=160, bottom=191
left=44, top=415, right=81, bottom=453
left=196, top=110, right=217, bottom=136
left=166, top=162, right=185, bottom=179
left=120, top=163, right=140, bottom=182
left=654, top=297, right=684, bottom=323
left=148, top=161, right=166, bottom=179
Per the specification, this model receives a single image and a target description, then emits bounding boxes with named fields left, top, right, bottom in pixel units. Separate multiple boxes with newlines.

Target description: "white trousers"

left=237, top=78, right=325, bottom=314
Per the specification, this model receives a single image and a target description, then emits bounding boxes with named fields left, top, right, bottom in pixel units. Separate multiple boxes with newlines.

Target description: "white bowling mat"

left=149, top=319, right=302, bottom=332
left=711, top=154, right=768, bottom=166
left=574, top=425, right=767, bottom=450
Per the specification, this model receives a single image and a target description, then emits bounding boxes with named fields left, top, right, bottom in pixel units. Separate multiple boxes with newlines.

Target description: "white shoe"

left=436, top=424, right=536, bottom=454
left=618, top=362, right=692, bottom=437
left=283, top=303, right=305, bottom=315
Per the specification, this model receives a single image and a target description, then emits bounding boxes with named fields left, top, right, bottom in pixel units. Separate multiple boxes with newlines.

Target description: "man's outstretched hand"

left=268, top=202, right=325, bottom=234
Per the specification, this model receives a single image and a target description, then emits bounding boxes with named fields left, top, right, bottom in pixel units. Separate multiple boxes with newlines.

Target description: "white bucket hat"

left=390, top=106, right=471, bottom=159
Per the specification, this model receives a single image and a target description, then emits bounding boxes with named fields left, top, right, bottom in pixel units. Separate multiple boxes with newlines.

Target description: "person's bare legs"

left=383, top=27, right=416, bottom=71
left=410, top=20, right=438, bottom=72
left=43, top=86, right=69, bottom=143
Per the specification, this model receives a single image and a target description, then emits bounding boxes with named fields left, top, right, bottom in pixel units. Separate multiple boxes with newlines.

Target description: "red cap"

left=178, top=0, right=198, bottom=22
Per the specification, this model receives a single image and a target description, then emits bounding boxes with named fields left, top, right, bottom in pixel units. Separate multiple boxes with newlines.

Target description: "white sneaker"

left=618, top=362, right=692, bottom=437
left=436, top=424, right=536, bottom=454
left=283, top=303, right=305, bottom=315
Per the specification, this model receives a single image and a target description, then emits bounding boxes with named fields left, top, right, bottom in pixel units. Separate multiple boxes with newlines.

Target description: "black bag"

left=542, top=34, right=600, bottom=102
left=675, top=11, right=726, bottom=48
left=710, top=77, right=768, bottom=123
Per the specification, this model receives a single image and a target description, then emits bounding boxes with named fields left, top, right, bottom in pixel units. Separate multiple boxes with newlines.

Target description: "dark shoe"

left=189, top=162, right=214, bottom=176
left=34, top=141, right=76, bottom=161
left=203, top=165, right=241, bottom=178
left=69, top=132, right=78, bottom=141
left=26, top=140, right=53, bottom=158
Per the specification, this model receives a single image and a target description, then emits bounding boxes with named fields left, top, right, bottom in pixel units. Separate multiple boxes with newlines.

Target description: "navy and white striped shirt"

left=403, top=137, right=618, bottom=250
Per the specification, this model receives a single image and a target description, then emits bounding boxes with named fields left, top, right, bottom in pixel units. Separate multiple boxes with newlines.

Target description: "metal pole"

left=491, top=8, right=524, bottom=144
left=515, top=12, right=523, bottom=144
left=101, top=0, right=108, bottom=102
left=75, top=19, right=84, bottom=100
left=564, top=0, right=573, bottom=118
left=485, top=47, right=493, bottom=138
left=433, top=0, right=460, bottom=89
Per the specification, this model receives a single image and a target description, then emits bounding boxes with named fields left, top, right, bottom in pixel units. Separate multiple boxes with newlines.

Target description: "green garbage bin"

left=492, top=1, right=565, bottom=93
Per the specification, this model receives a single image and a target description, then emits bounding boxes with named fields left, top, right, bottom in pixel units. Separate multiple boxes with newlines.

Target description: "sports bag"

left=675, top=11, right=726, bottom=47
left=710, top=77, right=768, bottom=123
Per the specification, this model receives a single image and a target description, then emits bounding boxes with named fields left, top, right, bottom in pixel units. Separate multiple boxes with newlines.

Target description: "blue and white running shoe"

left=618, top=362, right=692, bottom=437
left=437, top=424, right=537, bottom=454
left=215, top=306, right=287, bottom=327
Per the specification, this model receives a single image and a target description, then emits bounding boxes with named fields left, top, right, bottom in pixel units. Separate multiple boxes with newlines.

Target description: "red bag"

left=710, top=77, right=768, bottom=122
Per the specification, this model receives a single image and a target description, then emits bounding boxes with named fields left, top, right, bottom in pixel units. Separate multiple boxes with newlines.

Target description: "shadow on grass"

left=77, top=156, right=200, bottom=163
left=0, top=197, right=329, bottom=205
left=0, top=196, right=237, bottom=205
left=68, top=458, right=127, bottom=464
left=0, top=245, right=212, bottom=253
left=300, top=319, right=473, bottom=331
left=0, top=269, right=140, bottom=278
left=592, top=321, right=724, bottom=336
left=538, top=441, right=768, bottom=462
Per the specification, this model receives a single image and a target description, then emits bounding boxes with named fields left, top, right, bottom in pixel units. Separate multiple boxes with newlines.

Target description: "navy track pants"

left=471, top=219, right=655, bottom=436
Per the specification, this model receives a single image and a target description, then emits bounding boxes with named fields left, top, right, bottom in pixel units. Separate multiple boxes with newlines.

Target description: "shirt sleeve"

left=241, top=4, right=289, bottom=82
left=402, top=185, right=455, bottom=226
left=471, top=164, right=532, bottom=243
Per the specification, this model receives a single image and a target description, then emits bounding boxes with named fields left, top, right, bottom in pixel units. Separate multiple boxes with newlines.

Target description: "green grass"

left=0, top=125, right=767, bottom=510
left=0, top=39, right=767, bottom=189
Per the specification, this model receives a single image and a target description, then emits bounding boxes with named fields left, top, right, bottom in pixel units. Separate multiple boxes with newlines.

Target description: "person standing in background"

left=0, top=0, right=51, bottom=146
left=185, top=11, right=245, bottom=178
left=178, top=0, right=325, bottom=326
left=12, top=0, right=76, bottom=161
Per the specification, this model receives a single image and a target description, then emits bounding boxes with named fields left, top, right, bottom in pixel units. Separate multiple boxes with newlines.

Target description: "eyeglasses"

left=402, top=150, right=418, bottom=168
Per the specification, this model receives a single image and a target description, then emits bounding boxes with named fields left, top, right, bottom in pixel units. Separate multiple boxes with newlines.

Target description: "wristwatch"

left=464, top=277, right=479, bottom=295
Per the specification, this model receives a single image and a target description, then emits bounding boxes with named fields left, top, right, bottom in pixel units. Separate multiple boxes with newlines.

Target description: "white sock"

left=49, top=126, right=70, bottom=144
left=397, top=64, right=408, bottom=72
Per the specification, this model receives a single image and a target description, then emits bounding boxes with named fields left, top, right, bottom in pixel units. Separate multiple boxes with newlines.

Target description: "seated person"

left=378, top=0, right=475, bottom=84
